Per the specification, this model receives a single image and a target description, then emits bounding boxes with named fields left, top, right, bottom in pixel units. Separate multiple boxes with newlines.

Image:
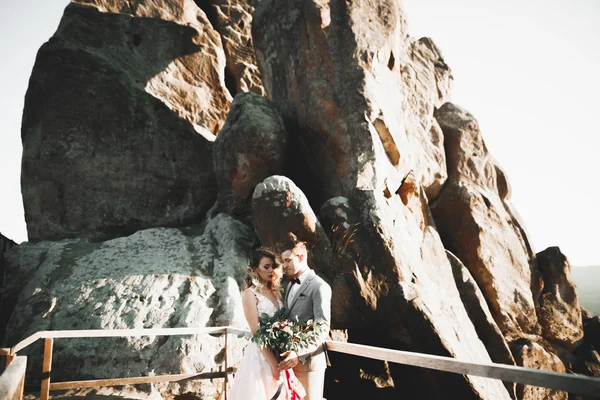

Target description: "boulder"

left=431, top=102, right=540, bottom=338
left=511, top=340, right=568, bottom=400
left=3, top=214, right=256, bottom=398
left=535, top=247, right=583, bottom=348
left=214, top=93, right=287, bottom=215
left=251, top=176, right=332, bottom=272
left=21, top=0, right=231, bottom=242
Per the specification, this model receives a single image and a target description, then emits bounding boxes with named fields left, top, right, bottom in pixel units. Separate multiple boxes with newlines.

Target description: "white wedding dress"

left=229, top=287, right=288, bottom=400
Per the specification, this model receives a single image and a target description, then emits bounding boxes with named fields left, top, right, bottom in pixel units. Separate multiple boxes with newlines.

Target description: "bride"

left=229, top=248, right=305, bottom=400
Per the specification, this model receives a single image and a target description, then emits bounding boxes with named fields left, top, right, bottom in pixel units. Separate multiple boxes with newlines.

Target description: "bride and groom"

left=230, top=233, right=332, bottom=400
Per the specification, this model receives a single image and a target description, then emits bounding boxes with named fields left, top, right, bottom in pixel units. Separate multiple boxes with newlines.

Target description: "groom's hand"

left=278, top=351, right=299, bottom=370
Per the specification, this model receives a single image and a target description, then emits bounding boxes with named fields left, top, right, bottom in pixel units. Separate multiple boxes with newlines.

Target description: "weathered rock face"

left=3, top=214, right=255, bottom=397
left=214, top=93, right=287, bottom=215
left=207, top=0, right=265, bottom=95
left=21, top=0, right=231, bottom=242
left=535, top=247, right=583, bottom=348
left=431, top=102, right=540, bottom=339
left=321, top=190, right=514, bottom=399
left=583, top=315, right=600, bottom=351
left=73, top=0, right=231, bottom=131
left=511, top=340, right=568, bottom=400
left=253, top=0, right=447, bottom=204
left=447, top=250, right=517, bottom=398
left=0, top=234, right=43, bottom=346
left=400, top=37, right=451, bottom=200
left=574, top=314, right=600, bottom=379
left=251, top=1, right=510, bottom=398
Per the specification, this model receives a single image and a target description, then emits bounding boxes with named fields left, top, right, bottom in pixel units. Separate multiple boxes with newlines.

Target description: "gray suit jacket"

left=284, top=269, right=332, bottom=371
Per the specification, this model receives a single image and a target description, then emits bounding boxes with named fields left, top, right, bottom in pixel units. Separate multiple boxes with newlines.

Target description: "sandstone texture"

left=208, top=0, right=265, bottom=95
left=431, top=102, right=539, bottom=339
left=535, top=247, right=583, bottom=348
left=21, top=0, right=231, bottom=242
left=511, top=340, right=568, bottom=400
left=3, top=214, right=255, bottom=398
left=252, top=1, right=511, bottom=398
left=214, top=93, right=287, bottom=215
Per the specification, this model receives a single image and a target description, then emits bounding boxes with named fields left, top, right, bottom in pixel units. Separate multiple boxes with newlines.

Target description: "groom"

left=278, top=233, right=331, bottom=400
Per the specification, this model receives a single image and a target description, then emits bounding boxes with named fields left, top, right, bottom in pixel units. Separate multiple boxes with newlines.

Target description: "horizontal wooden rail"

left=326, top=340, right=600, bottom=398
left=49, top=367, right=237, bottom=391
left=4, top=327, right=250, bottom=398
left=0, top=356, right=26, bottom=400
left=6, top=327, right=599, bottom=398
left=0, top=350, right=10, bottom=357
left=11, top=326, right=249, bottom=354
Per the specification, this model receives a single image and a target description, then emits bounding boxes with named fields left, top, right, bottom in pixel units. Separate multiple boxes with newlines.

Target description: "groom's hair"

left=279, top=232, right=307, bottom=255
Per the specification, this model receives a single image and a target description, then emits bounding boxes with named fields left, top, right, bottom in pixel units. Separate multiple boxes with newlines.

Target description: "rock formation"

left=213, top=92, right=287, bottom=216
left=21, top=0, right=229, bottom=242
left=2, top=0, right=597, bottom=399
left=251, top=0, right=510, bottom=398
left=3, top=214, right=255, bottom=397
left=535, top=247, right=583, bottom=347
left=0, top=233, right=17, bottom=346
left=431, top=102, right=540, bottom=339
left=205, top=0, right=265, bottom=95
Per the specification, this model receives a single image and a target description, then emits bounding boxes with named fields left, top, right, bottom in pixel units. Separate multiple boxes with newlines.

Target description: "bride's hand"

left=270, top=361, right=280, bottom=380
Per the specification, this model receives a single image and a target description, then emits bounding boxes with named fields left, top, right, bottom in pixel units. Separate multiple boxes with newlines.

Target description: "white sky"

left=1, top=0, right=599, bottom=266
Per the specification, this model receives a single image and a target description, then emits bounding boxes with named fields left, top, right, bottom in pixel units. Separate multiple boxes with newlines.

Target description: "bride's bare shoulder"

left=241, top=287, right=256, bottom=299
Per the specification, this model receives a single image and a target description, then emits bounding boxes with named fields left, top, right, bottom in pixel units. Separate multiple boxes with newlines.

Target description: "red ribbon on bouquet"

left=269, top=369, right=306, bottom=400
left=285, top=369, right=305, bottom=400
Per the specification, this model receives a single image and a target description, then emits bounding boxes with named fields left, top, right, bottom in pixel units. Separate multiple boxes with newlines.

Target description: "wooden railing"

left=2, top=326, right=247, bottom=400
left=326, top=341, right=600, bottom=398
left=0, top=355, right=26, bottom=400
left=1, top=327, right=600, bottom=399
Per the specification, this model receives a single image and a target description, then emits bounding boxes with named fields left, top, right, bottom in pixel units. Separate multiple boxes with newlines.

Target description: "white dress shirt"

left=287, top=268, right=311, bottom=306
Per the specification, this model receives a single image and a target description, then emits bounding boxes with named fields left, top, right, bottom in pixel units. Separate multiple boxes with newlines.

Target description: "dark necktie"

left=291, top=277, right=301, bottom=285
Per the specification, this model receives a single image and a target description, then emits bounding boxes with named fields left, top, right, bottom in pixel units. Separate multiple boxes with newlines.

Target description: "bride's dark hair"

left=243, top=247, right=282, bottom=294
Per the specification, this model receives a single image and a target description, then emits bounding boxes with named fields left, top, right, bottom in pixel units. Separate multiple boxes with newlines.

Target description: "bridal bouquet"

left=250, top=309, right=327, bottom=359
left=244, top=310, right=326, bottom=400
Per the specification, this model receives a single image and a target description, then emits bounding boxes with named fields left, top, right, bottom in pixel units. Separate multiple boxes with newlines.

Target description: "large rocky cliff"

left=2, top=0, right=598, bottom=399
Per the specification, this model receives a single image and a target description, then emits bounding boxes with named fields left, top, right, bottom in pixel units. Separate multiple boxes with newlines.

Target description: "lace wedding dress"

left=229, top=288, right=304, bottom=400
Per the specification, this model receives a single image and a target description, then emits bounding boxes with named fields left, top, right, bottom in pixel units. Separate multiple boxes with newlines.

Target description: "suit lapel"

left=284, top=281, right=293, bottom=311
left=287, top=270, right=315, bottom=312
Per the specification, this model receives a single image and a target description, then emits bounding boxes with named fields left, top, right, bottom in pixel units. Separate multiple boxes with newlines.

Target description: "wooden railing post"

left=5, top=354, right=14, bottom=369
left=1, top=348, right=14, bottom=369
left=0, top=356, right=27, bottom=400
left=40, top=338, right=53, bottom=400
left=17, top=366, right=26, bottom=400
left=224, top=333, right=228, bottom=400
